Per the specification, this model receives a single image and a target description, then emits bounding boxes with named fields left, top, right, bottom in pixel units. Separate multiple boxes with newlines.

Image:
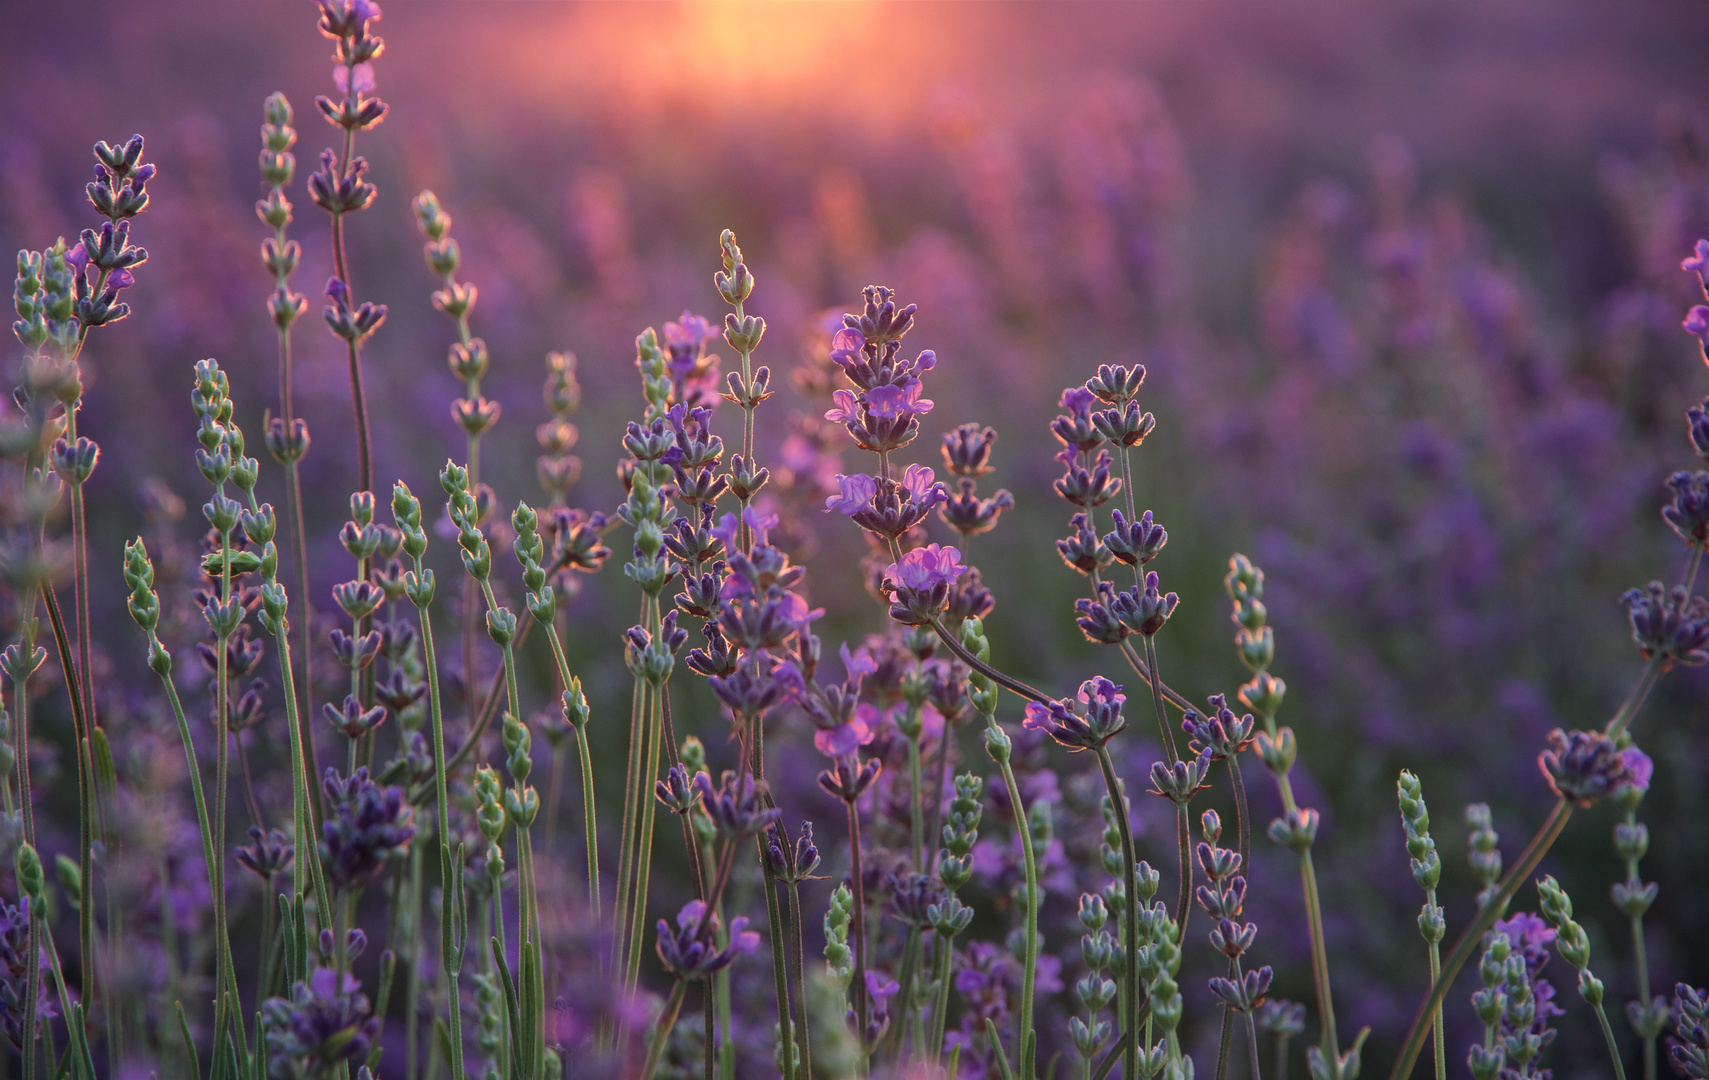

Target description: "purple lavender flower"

left=1683, top=239, right=1709, bottom=292
left=1536, top=729, right=1647, bottom=807
left=655, top=900, right=760, bottom=980
left=1663, top=471, right=1709, bottom=545
left=1686, top=305, right=1709, bottom=365
left=693, top=770, right=782, bottom=839
left=865, top=378, right=933, bottom=420
left=0, top=899, right=53, bottom=1051
left=824, top=472, right=878, bottom=516
left=1051, top=386, right=1105, bottom=454
left=1182, top=694, right=1257, bottom=760
left=260, top=967, right=380, bottom=1076
left=319, top=766, right=415, bottom=891
left=882, top=543, right=965, bottom=625
left=1020, top=677, right=1127, bottom=752
left=235, top=826, right=295, bottom=878
left=1621, top=581, right=1709, bottom=667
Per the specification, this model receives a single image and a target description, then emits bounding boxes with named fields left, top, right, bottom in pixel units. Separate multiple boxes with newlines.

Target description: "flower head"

left=1537, top=729, right=1646, bottom=807
left=1020, top=677, right=1126, bottom=752
left=655, top=900, right=759, bottom=980
left=1622, top=581, right=1709, bottom=667
left=318, top=766, right=415, bottom=891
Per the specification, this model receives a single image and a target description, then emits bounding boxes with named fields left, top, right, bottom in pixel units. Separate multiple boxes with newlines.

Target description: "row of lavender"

left=3, top=3, right=1709, bottom=1080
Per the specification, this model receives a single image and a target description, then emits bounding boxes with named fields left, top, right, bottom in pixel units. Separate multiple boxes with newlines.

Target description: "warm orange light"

left=510, top=1, right=948, bottom=129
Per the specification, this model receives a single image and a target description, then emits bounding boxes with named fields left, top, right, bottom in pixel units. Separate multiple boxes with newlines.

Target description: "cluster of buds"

left=72, top=134, right=154, bottom=330
left=1621, top=581, right=1709, bottom=669
left=937, top=423, right=1014, bottom=539
left=1533, top=877, right=1607, bottom=1006
left=1465, top=804, right=1503, bottom=911
left=1674, top=983, right=1709, bottom=1079
left=318, top=765, right=415, bottom=892
left=1022, top=677, right=1127, bottom=753
left=314, top=0, right=387, bottom=132
left=822, top=286, right=934, bottom=455
left=1396, top=771, right=1446, bottom=947
left=537, top=352, right=582, bottom=504
left=1201, top=814, right=1273, bottom=1015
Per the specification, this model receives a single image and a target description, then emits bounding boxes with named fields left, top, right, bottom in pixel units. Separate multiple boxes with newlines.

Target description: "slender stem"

left=40, top=583, right=95, bottom=1024
left=1116, top=639, right=1197, bottom=715
left=1605, top=655, right=1665, bottom=741
left=640, top=982, right=689, bottom=1080
left=1141, top=636, right=1178, bottom=765
left=1388, top=799, right=1573, bottom=1080
left=1245, top=1012, right=1263, bottom=1080
left=908, top=722, right=924, bottom=871
left=544, top=623, right=600, bottom=917
left=847, top=800, right=870, bottom=1065
left=411, top=579, right=468, bottom=1080
left=989, top=715, right=1040, bottom=1080
left=1423, top=886, right=1445, bottom=1080
left=1096, top=746, right=1140, bottom=1080
left=788, top=878, right=813, bottom=1080
left=1593, top=995, right=1630, bottom=1080
left=1228, top=757, right=1250, bottom=901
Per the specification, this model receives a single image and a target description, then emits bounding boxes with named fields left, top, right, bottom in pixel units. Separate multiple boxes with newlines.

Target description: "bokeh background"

left=4, top=1, right=1709, bottom=1075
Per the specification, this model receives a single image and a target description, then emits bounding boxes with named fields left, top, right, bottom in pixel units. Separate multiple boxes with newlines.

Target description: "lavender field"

left=2, top=2, right=1709, bottom=1078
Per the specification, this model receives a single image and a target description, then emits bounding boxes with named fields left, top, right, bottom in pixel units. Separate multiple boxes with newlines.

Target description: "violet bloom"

left=318, top=766, right=415, bottom=891
left=1618, top=746, right=1654, bottom=793
left=886, top=543, right=965, bottom=592
left=866, top=377, right=933, bottom=419
left=1684, top=238, right=1709, bottom=290
left=260, top=967, right=379, bottom=1076
left=655, top=900, right=760, bottom=981
left=824, top=472, right=878, bottom=516
left=1537, top=729, right=1645, bottom=807
left=815, top=701, right=879, bottom=758
left=829, top=327, right=865, bottom=368
left=694, top=769, right=782, bottom=839
left=1687, top=306, right=1709, bottom=360
left=332, top=62, right=376, bottom=95
left=1021, top=677, right=1127, bottom=752
left=1622, top=581, right=1709, bottom=667
left=883, top=543, right=965, bottom=625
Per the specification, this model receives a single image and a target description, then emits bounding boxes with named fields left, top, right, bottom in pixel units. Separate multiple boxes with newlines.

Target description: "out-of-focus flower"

left=655, top=900, right=759, bottom=980
left=1622, top=581, right=1709, bottom=667
left=319, top=766, right=415, bottom=891
left=1537, top=729, right=1647, bottom=807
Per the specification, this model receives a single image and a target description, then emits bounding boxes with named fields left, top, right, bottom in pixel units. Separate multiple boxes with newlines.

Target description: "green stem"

left=411, top=578, right=468, bottom=1080
left=1592, top=994, right=1630, bottom=1080
left=994, top=717, right=1040, bottom=1080
left=544, top=624, right=600, bottom=917
left=640, top=982, right=689, bottom=1080
left=789, top=878, right=813, bottom=1080
left=1096, top=746, right=1139, bottom=1080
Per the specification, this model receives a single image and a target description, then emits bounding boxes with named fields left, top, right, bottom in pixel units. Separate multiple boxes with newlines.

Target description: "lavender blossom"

left=655, top=900, right=760, bottom=981
left=1536, top=729, right=1650, bottom=807
left=318, top=766, right=415, bottom=891
left=1021, top=677, right=1127, bottom=752
left=260, top=967, right=381, bottom=1077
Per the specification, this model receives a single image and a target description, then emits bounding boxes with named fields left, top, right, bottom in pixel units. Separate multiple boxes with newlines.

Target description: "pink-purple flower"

left=825, top=472, right=878, bottom=516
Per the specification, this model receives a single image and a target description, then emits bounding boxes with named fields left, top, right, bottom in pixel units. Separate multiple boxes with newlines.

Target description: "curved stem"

left=640, top=982, right=689, bottom=1080
left=1593, top=995, right=1630, bottom=1080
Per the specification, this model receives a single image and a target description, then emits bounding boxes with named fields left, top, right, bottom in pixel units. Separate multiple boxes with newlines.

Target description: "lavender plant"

left=1, top=5, right=1708, bottom=1079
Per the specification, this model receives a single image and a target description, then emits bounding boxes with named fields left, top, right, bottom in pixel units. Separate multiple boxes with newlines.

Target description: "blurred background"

left=4, top=1, right=1709, bottom=1074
